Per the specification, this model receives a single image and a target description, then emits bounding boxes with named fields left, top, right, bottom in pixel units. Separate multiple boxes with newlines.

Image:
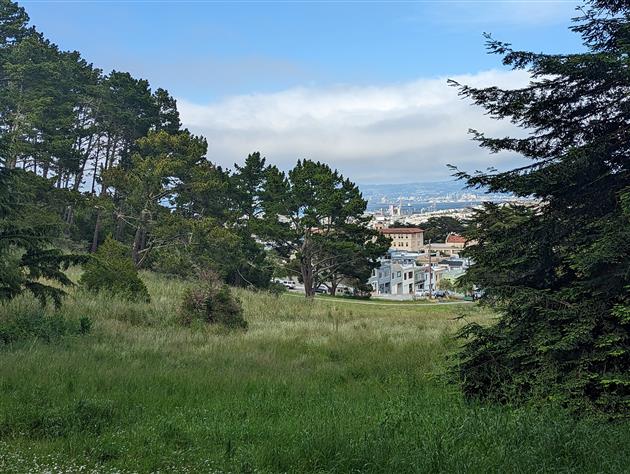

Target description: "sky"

left=23, top=0, right=584, bottom=183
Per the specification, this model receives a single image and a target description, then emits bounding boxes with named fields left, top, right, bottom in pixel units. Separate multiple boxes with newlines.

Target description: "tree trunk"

left=132, top=209, right=150, bottom=267
left=99, top=136, right=114, bottom=197
left=114, top=212, right=125, bottom=240
left=132, top=225, right=143, bottom=266
left=6, top=84, right=23, bottom=170
left=63, top=205, right=74, bottom=237
left=330, top=278, right=339, bottom=296
left=91, top=209, right=102, bottom=253
left=301, top=258, right=315, bottom=297
left=74, top=134, right=94, bottom=192
left=91, top=136, right=103, bottom=195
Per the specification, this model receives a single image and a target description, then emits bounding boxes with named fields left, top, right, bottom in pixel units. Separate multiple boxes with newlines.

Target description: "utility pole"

left=428, top=239, right=432, bottom=299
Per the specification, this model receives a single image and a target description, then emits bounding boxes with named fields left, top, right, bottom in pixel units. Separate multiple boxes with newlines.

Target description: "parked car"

left=433, top=290, right=447, bottom=298
left=314, top=286, right=328, bottom=294
left=273, top=278, right=296, bottom=290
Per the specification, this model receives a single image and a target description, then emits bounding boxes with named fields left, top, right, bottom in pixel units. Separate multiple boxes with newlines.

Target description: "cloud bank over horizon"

left=178, top=69, right=532, bottom=184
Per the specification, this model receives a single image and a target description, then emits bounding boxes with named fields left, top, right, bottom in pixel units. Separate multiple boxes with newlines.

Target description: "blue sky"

left=23, top=0, right=583, bottom=183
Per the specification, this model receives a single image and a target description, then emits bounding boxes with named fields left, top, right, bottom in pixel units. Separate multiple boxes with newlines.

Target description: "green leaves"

left=454, top=1, right=630, bottom=417
left=79, top=237, right=150, bottom=302
left=0, top=169, right=82, bottom=306
left=422, top=216, right=466, bottom=243
left=256, top=159, right=385, bottom=296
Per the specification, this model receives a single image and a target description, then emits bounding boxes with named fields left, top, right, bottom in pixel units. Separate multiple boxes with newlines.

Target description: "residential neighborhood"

left=368, top=227, right=471, bottom=299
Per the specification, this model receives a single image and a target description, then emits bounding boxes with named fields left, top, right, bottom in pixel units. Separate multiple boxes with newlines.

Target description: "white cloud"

left=178, top=69, right=533, bottom=184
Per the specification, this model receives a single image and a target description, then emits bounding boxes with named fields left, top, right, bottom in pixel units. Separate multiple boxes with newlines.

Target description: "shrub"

left=80, top=237, right=150, bottom=302
left=179, top=273, right=247, bottom=329
left=0, top=305, right=91, bottom=347
left=267, top=281, right=287, bottom=297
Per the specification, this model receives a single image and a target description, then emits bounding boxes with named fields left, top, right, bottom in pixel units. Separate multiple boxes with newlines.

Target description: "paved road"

left=284, top=292, right=474, bottom=307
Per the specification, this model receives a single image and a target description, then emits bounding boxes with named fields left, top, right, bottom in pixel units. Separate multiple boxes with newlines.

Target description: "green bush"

left=0, top=305, right=91, bottom=347
left=267, top=281, right=288, bottom=297
left=179, top=273, right=247, bottom=329
left=80, top=237, right=150, bottom=302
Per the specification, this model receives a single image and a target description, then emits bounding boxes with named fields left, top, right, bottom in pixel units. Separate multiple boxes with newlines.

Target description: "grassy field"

left=1, top=272, right=629, bottom=473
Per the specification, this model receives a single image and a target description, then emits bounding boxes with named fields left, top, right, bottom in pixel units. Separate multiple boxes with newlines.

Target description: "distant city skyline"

left=24, top=0, right=583, bottom=183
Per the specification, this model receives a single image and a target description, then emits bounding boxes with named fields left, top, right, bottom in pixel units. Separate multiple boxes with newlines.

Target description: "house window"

left=397, top=271, right=401, bottom=277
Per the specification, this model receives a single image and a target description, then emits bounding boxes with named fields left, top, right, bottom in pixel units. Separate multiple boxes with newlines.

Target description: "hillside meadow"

left=0, top=272, right=629, bottom=473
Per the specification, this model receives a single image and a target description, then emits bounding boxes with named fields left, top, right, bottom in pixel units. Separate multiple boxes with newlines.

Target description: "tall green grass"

left=0, top=271, right=628, bottom=473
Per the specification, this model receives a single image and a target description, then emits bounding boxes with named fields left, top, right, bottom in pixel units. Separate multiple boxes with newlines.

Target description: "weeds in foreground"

left=0, top=271, right=628, bottom=473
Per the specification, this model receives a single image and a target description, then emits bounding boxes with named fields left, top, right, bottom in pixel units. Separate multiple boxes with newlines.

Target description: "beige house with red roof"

left=380, top=227, right=424, bottom=251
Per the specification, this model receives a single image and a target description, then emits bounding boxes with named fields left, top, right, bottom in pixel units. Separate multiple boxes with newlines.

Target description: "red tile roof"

left=445, top=233, right=467, bottom=244
left=380, top=227, right=424, bottom=235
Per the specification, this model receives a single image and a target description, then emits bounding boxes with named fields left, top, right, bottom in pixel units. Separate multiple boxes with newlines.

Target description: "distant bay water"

left=366, top=201, right=488, bottom=214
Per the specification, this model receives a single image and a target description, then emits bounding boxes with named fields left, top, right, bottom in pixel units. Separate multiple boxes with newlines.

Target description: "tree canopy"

left=0, top=0, right=386, bottom=304
left=260, top=160, right=389, bottom=297
left=0, top=168, right=82, bottom=305
left=453, top=0, right=630, bottom=418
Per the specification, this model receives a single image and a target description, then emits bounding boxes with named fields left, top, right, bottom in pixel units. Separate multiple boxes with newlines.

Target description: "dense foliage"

left=423, top=216, right=466, bottom=243
left=79, top=237, right=150, bottom=302
left=392, top=216, right=466, bottom=243
left=0, top=303, right=91, bottom=346
left=260, top=159, right=390, bottom=296
left=0, top=168, right=81, bottom=305
left=0, top=1, right=385, bottom=298
left=454, top=0, right=630, bottom=417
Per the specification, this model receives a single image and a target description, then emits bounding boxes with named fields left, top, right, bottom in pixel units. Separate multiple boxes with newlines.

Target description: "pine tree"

left=452, top=0, right=630, bottom=417
left=0, top=168, right=82, bottom=305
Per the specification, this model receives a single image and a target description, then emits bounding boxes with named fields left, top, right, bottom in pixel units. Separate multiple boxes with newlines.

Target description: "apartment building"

left=368, top=249, right=463, bottom=297
left=369, top=261, right=421, bottom=296
left=380, top=227, right=424, bottom=251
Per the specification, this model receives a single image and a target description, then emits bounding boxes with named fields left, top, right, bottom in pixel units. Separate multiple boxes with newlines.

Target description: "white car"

left=272, top=278, right=295, bottom=290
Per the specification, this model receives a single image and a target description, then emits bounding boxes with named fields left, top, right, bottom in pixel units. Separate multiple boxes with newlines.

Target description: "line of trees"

left=2, top=0, right=627, bottom=418
left=0, top=1, right=180, bottom=191
left=0, top=0, right=388, bottom=300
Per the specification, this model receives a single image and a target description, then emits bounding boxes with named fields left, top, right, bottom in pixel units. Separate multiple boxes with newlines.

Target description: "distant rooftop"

left=380, top=227, right=424, bottom=234
left=445, top=233, right=467, bottom=244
